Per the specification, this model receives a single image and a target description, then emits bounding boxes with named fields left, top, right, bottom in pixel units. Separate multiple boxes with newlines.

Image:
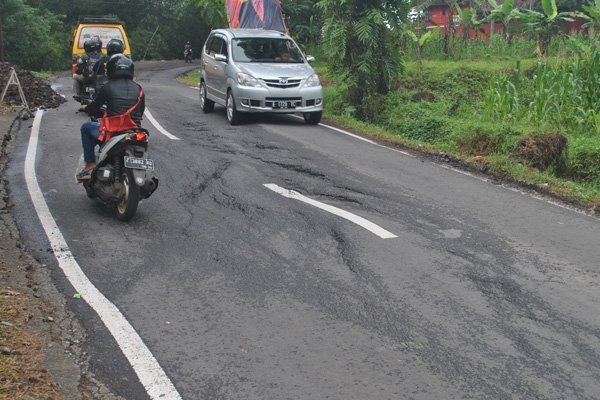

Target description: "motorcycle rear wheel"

left=113, top=168, right=140, bottom=221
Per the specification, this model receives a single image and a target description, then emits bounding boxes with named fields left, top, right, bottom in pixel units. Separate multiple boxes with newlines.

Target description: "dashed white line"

left=144, top=108, right=180, bottom=140
left=264, top=183, right=397, bottom=239
left=25, top=110, right=182, bottom=400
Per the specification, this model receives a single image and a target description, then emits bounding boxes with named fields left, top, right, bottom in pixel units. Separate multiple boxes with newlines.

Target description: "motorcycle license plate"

left=125, top=156, right=154, bottom=171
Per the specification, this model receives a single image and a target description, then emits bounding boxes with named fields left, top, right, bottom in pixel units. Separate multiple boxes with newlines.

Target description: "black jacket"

left=91, top=54, right=111, bottom=90
left=75, top=51, right=103, bottom=77
left=85, top=78, right=145, bottom=126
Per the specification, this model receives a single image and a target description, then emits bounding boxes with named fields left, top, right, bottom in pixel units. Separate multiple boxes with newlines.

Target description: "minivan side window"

left=206, top=35, right=226, bottom=57
left=205, top=37, right=216, bottom=55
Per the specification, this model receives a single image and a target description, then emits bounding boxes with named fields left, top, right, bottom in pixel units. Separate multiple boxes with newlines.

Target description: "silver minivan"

left=199, top=29, right=323, bottom=125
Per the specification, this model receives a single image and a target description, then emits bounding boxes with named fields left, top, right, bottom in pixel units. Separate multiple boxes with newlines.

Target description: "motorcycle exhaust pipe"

left=144, top=178, right=157, bottom=192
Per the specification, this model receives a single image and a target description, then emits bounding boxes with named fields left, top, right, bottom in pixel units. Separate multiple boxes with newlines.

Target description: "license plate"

left=125, top=156, right=154, bottom=171
left=273, top=101, right=295, bottom=109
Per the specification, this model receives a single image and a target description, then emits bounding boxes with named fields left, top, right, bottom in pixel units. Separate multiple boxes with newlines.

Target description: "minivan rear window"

left=232, top=38, right=303, bottom=63
left=78, top=26, right=125, bottom=49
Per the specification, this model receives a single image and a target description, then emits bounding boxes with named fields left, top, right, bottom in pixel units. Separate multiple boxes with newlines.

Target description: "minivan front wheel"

left=303, top=111, right=322, bottom=125
left=200, top=82, right=214, bottom=113
left=226, top=91, right=243, bottom=125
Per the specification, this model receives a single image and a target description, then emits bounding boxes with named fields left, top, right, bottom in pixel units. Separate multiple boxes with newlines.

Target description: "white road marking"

left=144, top=108, right=180, bottom=140
left=264, top=183, right=397, bottom=239
left=289, top=114, right=414, bottom=156
left=25, top=111, right=182, bottom=400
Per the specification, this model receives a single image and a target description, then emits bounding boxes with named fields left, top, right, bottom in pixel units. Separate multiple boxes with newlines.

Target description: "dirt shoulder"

left=0, top=107, right=120, bottom=399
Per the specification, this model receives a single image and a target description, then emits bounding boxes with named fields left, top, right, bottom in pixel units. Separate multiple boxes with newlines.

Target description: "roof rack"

left=78, top=16, right=119, bottom=24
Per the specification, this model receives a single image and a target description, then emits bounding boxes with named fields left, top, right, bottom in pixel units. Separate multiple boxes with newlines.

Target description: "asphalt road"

left=6, top=61, right=600, bottom=400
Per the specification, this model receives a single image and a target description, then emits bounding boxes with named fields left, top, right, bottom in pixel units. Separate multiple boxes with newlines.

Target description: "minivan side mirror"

left=305, top=55, right=315, bottom=63
left=215, top=54, right=227, bottom=62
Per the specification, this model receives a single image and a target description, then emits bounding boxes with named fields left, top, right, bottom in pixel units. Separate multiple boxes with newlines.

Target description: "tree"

left=581, top=0, right=600, bottom=29
left=1, top=0, right=67, bottom=70
left=455, top=2, right=488, bottom=43
left=194, top=0, right=228, bottom=29
left=516, top=0, right=577, bottom=57
left=486, top=0, right=521, bottom=45
left=281, top=0, right=322, bottom=44
left=317, top=0, right=411, bottom=118
left=408, top=25, right=440, bottom=63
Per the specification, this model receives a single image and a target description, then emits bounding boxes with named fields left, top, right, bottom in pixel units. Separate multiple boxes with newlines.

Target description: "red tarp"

left=226, top=0, right=286, bottom=32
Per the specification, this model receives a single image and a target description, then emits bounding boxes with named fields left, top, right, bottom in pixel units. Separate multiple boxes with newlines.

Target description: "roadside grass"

left=32, top=72, right=53, bottom=79
left=0, top=282, right=60, bottom=399
left=177, top=43, right=600, bottom=209
left=178, top=68, right=199, bottom=87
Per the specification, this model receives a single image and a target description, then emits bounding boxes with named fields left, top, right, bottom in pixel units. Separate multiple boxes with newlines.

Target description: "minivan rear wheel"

left=200, top=82, right=214, bottom=113
left=303, top=111, right=322, bottom=125
left=226, top=91, right=243, bottom=125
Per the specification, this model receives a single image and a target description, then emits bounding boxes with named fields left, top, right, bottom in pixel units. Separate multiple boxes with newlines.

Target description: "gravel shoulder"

left=0, top=109, right=120, bottom=398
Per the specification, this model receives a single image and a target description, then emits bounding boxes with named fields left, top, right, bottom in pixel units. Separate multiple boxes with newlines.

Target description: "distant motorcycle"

left=184, top=49, right=193, bottom=63
left=80, top=126, right=158, bottom=221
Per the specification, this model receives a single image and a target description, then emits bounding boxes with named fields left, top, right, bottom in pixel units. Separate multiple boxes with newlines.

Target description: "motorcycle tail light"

left=135, top=132, right=148, bottom=141
left=134, top=151, right=144, bottom=157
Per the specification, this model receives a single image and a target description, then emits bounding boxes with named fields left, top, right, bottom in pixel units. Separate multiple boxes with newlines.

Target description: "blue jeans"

left=81, top=121, right=101, bottom=163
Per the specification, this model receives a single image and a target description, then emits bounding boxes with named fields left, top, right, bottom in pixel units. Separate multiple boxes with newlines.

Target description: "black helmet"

left=106, top=39, right=124, bottom=56
left=92, top=35, right=102, bottom=51
left=83, top=38, right=95, bottom=53
left=107, top=54, right=134, bottom=79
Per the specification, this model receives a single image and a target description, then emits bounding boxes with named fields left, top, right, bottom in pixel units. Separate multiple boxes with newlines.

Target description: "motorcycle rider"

left=73, top=36, right=103, bottom=99
left=77, top=54, right=145, bottom=181
left=184, top=41, right=193, bottom=60
left=73, top=38, right=96, bottom=98
left=91, top=39, right=125, bottom=92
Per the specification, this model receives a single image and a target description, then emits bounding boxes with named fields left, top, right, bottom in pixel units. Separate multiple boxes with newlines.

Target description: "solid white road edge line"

left=289, top=114, right=414, bottom=156
left=25, top=111, right=182, bottom=400
left=144, top=108, right=180, bottom=140
left=264, top=183, right=397, bottom=239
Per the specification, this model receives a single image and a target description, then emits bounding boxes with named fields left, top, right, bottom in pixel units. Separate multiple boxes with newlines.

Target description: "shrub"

left=454, top=123, right=522, bottom=156
left=566, top=136, right=600, bottom=185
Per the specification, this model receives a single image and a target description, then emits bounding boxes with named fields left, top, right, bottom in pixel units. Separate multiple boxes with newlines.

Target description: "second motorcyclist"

left=91, top=39, right=125, bottom=92
left=73, top=36, right=103, bottom=100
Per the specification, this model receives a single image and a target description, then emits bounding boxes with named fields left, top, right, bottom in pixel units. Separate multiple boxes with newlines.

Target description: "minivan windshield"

left=232, top=38, right=304, bottom=63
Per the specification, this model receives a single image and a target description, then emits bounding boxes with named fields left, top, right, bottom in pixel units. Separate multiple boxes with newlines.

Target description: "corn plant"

left=528, top=62, right=560, bottom=126
left=484, top=76, right=519, bottom=122
left=483, top=60, right=521, bottom=123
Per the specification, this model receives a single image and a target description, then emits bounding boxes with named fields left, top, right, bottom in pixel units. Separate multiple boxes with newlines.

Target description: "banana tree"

left=581, top=0, right=600, bottom=30
left=418, top=0, right=458, bottom=56
left=486, top=0, right=520, bottom=45
left=516, top=0, right=576, bottom=57
left=408, top=26, right=441, bottom=64
left=455, top=3, right=489, bottom=43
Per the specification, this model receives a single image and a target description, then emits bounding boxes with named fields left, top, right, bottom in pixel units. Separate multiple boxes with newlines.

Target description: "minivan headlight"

left=236, top=72, right=261, bottom=87
left=305, top=74, right=321, bottom=88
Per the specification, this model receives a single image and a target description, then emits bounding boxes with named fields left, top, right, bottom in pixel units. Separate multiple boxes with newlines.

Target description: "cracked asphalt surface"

left=2, top=61, right=600, bottom=399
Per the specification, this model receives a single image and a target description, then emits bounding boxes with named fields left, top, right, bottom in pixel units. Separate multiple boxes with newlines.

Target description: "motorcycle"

left=74, top=80, right=96, bottom=105
left=80, top=126, right=158, bottom=221
left=184, top=49, right=192, bottom=63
